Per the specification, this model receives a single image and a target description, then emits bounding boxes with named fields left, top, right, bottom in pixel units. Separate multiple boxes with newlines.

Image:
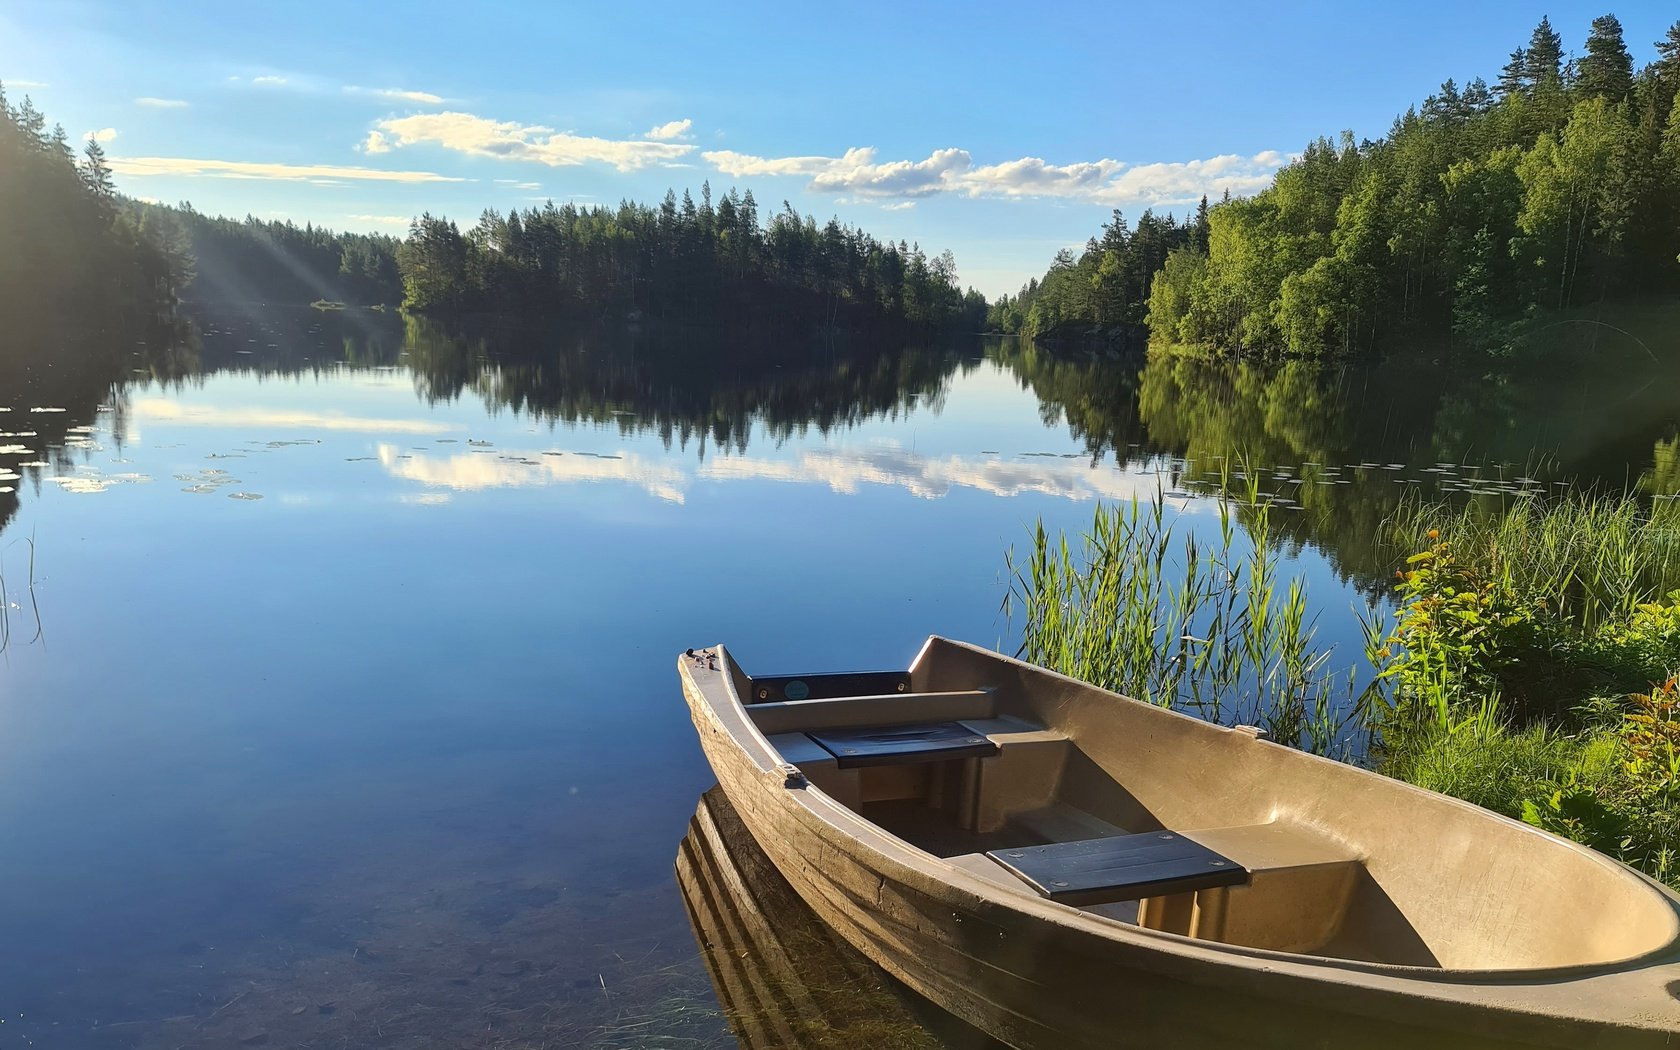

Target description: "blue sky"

left=3, top=1, right=1676, bottom=297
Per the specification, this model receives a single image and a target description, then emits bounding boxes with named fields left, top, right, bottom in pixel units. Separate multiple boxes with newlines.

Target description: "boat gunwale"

left=681, top=638, right=1680, bottom=988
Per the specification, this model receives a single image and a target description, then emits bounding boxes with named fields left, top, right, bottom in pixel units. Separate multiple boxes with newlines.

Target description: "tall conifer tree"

left=1525, top=16, right=1564, bottom=88
left=1578, top=14, right=1634, bottom=103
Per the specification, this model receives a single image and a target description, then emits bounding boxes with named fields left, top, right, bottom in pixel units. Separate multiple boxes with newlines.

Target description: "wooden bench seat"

left=747, top=689, right=996, bottom=734
left=807, top=722, right=1000, bottom=769
left=986, top=831, right=1248, bottom=906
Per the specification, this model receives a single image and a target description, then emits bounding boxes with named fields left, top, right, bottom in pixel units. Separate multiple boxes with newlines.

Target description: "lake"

left=2, top=304, right=1677, bottom=1048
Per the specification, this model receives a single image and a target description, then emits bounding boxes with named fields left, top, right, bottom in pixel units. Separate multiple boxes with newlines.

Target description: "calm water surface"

left=2, top=305, right=1677, bottom=1048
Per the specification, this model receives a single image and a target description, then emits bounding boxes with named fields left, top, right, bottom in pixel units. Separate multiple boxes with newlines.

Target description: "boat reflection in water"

left=677, top=786, right=1005, bottom=1050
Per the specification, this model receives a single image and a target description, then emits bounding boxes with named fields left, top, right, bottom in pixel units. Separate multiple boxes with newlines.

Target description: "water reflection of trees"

left=399, top=313, right=976, bottom=457
left=993, top=339, right=1680, bottom=587
left=0, top=309, right=192, bottom=536
left=12, top=304, right=1680, bottom=591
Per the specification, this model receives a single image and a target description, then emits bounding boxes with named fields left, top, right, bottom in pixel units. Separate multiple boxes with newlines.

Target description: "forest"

left=3, top=81, right=983, bottom=335
left=994, top=15, right=1680, bottom=359
left=0, top=83, right=181, bottom=329
left=395, top=191, right=989, bottom=331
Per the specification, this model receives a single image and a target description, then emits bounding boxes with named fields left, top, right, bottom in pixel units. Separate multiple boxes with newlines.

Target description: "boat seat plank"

left=808, top=721, right=1001, bottom=770
left=987, top=831, right=1248, bottom=906
left=748, top=671, right=910, bottom=703
left=747, top=690, right=996, bottom=735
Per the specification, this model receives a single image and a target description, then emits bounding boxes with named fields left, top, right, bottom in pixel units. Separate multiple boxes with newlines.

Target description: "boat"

left=678, top=637, right=1680, bottom=1049
left=676, top=785, right=1002, bottom=1049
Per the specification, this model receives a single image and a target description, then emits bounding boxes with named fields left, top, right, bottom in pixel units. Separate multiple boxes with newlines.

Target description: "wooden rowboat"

left=678, top=637, right=1680, bottom=1049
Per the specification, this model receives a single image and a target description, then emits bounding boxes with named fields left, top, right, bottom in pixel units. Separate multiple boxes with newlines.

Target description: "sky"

left=2, top=1, right=1676, bottom=298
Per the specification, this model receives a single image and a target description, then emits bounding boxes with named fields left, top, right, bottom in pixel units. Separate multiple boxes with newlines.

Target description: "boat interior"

left=719, top=638, right=1680, bottom=974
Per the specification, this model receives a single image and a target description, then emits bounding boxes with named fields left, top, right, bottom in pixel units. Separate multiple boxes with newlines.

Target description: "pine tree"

left=1658, top=20, right=1680, bottom=72
left=14, top=95, right=45, bottom=149
left=1577, top=14, right=1634, bottom=103
left=1463, top=77, right=1494, bottom=113
left=48, top=123, right=74, bottom=167
left=80, top=137, right=115, bottom=209
left=1525, top=16, right=1564, bottom=89
left=1496, top=47, right=1528, bottom=97
left=1653, top=21, right=1680, bottom=112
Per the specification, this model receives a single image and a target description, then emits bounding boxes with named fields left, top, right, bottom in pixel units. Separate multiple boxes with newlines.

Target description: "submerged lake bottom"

left=2, top=304, right=1678, bottom=1047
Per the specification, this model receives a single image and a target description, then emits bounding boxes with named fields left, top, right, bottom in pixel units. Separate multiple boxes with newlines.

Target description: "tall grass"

left=1004, top=483, right=1371, bottom=756
left=1387, top=495, right=1680, bottom=634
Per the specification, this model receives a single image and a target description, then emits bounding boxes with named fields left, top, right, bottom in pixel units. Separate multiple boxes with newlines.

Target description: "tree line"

left=132, top=205, right=404, bottom=306
left=1000, top=15, right=1680, bottom=358
left=0, top=83, right=181, bottom=328
left=398, top=187, right=988, bottom=331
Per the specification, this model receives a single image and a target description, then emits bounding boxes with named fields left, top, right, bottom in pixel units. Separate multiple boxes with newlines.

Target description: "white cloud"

left=881, top=201, right=916, bottom=211
left=85, top=128, right=118, bottom=144
left=960, top=156, right=1126, bottom=199
left=703, top=145, right=970, bottom=198
left=348, top=214, right=413, bottom=227
left=644, top=118, right=693, bottom=142
left=135, top=97, right=189, bottom=108
left=704, top=145, right=878, bottom=179
left=366, top=110, right=694, bottom=172
left=106, top=156, right=467, bottom=184
left=252, top=75, right=288, bottom=86
left=8, top=79, right=48, bottom=89
left=348, top=86, right=445, bottom=105
left=703, top=145, right=1288, bottom=208
left=494, top=178, right=541, bottom=189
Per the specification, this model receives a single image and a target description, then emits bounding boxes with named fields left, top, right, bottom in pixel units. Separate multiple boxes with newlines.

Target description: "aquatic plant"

left=0, top=535, right=42, bottom=654
left=1004, top=477, right=1369, bottom=757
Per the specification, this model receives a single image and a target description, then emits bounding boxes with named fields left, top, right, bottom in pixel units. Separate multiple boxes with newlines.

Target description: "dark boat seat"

left=747, top=689, right=997, bottom=734
left=986, top=830, right=1249, bottom=906
left=806, top=721, right=1001, bottom=769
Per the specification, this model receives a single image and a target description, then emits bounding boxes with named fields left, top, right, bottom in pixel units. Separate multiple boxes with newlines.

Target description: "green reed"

left=1386, top=493, right=1680, bottom=635
left=0, top=535, right=42, bottom=655
left=1003, top=475, right=1368, bottom=755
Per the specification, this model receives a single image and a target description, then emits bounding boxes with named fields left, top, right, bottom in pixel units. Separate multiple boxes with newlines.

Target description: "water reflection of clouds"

left=381, top=440, right=1187, bottom=508
left=133, top=399, right=463, bottom=435
left=378, top=445, right=688, bottom=504
left=700, top=445, right=1186, bottom=504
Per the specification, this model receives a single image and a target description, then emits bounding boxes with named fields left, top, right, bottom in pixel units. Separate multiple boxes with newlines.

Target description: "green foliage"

left=1011, top=16, right=1680, bottom=359
left=1376, top=532, right=1528, bottom=732
left=992, top=208, right=1199, bottom=341
left=1366, top=497, right=1680, bottom=884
